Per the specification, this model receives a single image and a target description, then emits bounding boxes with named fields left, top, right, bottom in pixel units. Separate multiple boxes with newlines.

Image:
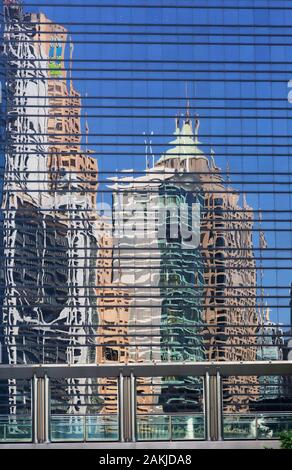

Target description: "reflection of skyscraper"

left=0, top=4, right=8, bottom=419
left=282, top=285, right=292, bottom=405
left=156, top=113, right=259, bottom=411
left=39, top=13, right=99, bottom=369
left=95, top=217, right=131, bottom=414
left=3, top=3, right=52, bottom=376
left=257, top=305, right=283, bottom=402
left=103, top=110, right=260, bottom=413
left=106, top=114, right=203, bottom=413
left=111, top=175, right=205, bottom=366
left=2, top=2, right=98, bottom=414
left=95, top=217, right=130, bottom=365
left=288, top=283, right=292, bottom=339
left=42, top=15, right=99, bottom=412
left=0, top=0, right=7, bottom=370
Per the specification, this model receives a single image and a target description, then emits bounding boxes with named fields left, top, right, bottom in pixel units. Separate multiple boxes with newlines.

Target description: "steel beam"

left=0, top=361, right=291, bottom=380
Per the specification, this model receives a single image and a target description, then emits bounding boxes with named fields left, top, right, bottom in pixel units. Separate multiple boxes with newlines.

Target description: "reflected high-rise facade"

left=95, top=111, right=260, bottom=414
left=257, top=305, right=284, bottom=403
left=156, top=114, right=259, bottom=412
left=95, top=217, right=131, bottom=414
left=39, top=12, right=99, bottom=368
left=1, top=0, right=288, bottom=425
left=2, top=1, right=98, bottom=413
left=0, top=0, right=6, bottom=368
left=3, top=2, right=52, bottom=371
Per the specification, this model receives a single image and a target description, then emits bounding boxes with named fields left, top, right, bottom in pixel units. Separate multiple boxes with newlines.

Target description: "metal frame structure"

left=0, top=361, right=291, bottom=444
left=1, top=361, right=291, bottom=380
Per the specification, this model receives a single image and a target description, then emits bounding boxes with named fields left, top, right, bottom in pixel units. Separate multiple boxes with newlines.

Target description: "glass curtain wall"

left=0, top=0, right=291, bottom=442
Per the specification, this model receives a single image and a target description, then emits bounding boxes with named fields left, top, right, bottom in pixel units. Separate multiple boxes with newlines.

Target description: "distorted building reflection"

left=1, top=0, right=288, bottom=431
left=2, top=1, right=99, bottom=415
left=97, top=109, right=261, bottom=417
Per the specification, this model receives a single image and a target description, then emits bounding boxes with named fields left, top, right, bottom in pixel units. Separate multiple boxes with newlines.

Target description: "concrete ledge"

left=0, top=440, right=280, bottom=449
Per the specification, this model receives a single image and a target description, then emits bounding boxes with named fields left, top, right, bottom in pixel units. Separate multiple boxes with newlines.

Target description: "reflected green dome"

left=157, top=117, right=209, bottom=168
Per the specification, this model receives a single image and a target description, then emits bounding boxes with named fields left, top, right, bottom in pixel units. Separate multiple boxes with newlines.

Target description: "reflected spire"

left=210, top=148, right=216, bottom=169
left=194, top=113, right=200, bottom=143
left=143, top=131, right=149, bottom=170
left=242, top=193, right=248, bottom=209
left=69, top=36, right=74, bottom=92
left=226, top=160, right=231, bottom=184
left=264, top=301, right=271, bottom=323
left=175, top=114, right=180, bottom=134
left=149, top=131, right=155, bottom=168
left=185, top=82, right=190, bottom=123
left=258, top=208, right=266, bottom=308
left=85, top=119, right=89, bottom=150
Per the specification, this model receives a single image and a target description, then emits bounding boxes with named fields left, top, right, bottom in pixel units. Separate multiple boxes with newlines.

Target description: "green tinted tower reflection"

left=158, top=186, right=205, bottom=413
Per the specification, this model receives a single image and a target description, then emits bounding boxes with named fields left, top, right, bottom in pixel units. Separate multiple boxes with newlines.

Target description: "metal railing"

left=223, top=412, right=292, bottom=440
left=0, top=361, right=291, bottom=444
left=136, top=413, right=205, bottom=441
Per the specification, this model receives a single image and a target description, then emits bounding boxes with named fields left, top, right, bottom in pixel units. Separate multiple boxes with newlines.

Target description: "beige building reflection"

left=96, top=111, right=260, bottom=414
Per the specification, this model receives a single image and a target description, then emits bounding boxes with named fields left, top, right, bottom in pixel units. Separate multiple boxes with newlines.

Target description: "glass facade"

left=0, top=0, right=291, bottom=442
left=0, top=0, right=5, bottom=370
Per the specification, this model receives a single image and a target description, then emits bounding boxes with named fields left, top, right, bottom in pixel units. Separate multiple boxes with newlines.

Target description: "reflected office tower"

left=3, top=1, right=52, bottom=373
left=95, top=216, right=131, bottom=414
left=104, top=110, right=260, bottom=413
left=109, top=112, right=206, bottom=414
left=2, top=1, right=53, bottom=415
left=257, top=304, right=284, bottom=403
left=0, top=0, right=9, bottom=418
left=2, top=2, right=98, bottom=414
left=0, top=0, right=6, bottom=371
left=37, top=15, right=99, bottom=412
left=155, top=112, right=259, bottom=412
left=35, top=13, right=99, bottom=368
left=282, top=285, right=292, bottom=402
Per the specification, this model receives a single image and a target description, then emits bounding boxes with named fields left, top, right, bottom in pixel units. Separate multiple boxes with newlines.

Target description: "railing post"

left=216, top=371, right=222, bottom=441
left=84, top=414, right=87, bottom=442
left=44, top=374, right=50, bottom=443
left=205, top=371, right=221, bottom=441
left=31, top=374, right=50, bottom=444
left=118, top=372, right=136, bottom=442
left=130, top=372, right=136, bottom=442
left=32, top=374, right=38, bottom=444
left=205, top=372, right=211, bottom=440
left=118, top=372, right=124, bottom=442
